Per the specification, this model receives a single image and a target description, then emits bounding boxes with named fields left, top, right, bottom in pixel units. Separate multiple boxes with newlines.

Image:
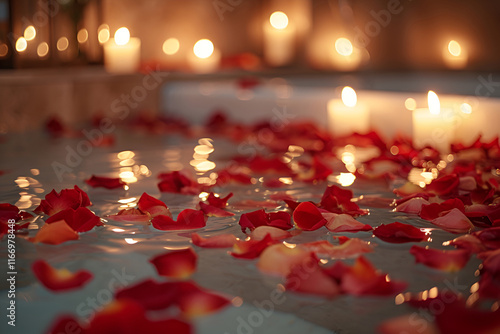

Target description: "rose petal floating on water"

left=149, top=247, right=197, bottom=279
left=32, top=259, right=92, bottom=292
left=395, top=197, right=430, bottom=214
left=191, top=233, right=237, bottom=248
left=301, top=239, right=374, bottom=259
left=158, top=170, right=201, bottom=195
left=108, top=208, right=150, bottom=223
left=152, top=209, right=207, bottom=231
left=239, top=209, right=292, bottom=233
left=249, top=225, right=294, bottom=240
left=137, top=192, right=172, bottom=218
left=285, top=260, right=340, bottom=297
left=85, top=175, right=127, bottom=189
left=30, top=220, right=79, bottom=245
left=420, top=198, right=465, bottom=221
left=46, top=207, right=102, bottom=233
left=257, top=243, right=314, bottom=277
left=431, top=208, right=473, bottom=233
left=34, top=186, right=91, bottom=216
left=206, top=192, right=233, bottom=208
left=230, top=234, right=277, bottom=259
left=425, top=174, right=460, bottom=196
left=199, top=202, right=234, bottom=217
left=293, top=202, right=326, bottom=231
left=410, top=245, right=471, bottom=272
left=324, top=213, right=372, bottom=233
left=373, top=222, right=428, bottom=244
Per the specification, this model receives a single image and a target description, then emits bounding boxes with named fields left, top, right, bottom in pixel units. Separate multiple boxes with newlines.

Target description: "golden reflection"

left=118, top=197, right=137, bottom=204
left=192, top=138, right=216, bottom=173
left=112, top=228, right=125, bottom=232
left=118, top=150, right=135, bottom=160
left=278, top=177, right=293, bottom=185
left=394, top=293, right=405, bottom=305
left=15, top=177, right=30, bottom=188
left=119, top=168, right=138, bottom=183
left=336, top=173, right=356, bottom=187
left=198, top=192, right=210, bottom=201
left=283, top=241, right=296, bottom=249
left=231, top=297, right=244, bottom=307
left=124, top=238, right=138, bottom=244
left=120, top=158, right=135, bottom=166
left=16, top=192, right=32, bottom=209
left=408, top=168, right=438, bottom=187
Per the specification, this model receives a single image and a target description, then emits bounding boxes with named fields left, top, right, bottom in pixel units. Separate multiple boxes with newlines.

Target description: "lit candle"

left=104, top=27, right=141, bottom=74
left=328, top=86, right=370, bottom=137
left=442, top=40, right=468, bottom=70
left=412, top=91, right=455, bottom=153
left=330, top=37, right=363, bottom=71
left=187, top=39, right=221, bottom=73
left=263, top=11, right=296, bottom=67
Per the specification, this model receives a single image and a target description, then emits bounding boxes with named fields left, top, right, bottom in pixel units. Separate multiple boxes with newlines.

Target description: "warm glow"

left=270, top=11, right=288, bottom=30
left=448, top=40, right=461, bottom=57
left=341, top=86, right=357, bottom=107
left=37, top=42, right=49, bottom=57
left=115, top=27, right=130, bottom=46
left=405, top=98, right=417, bottom=111
left=0, top=44, right=8, bottom=57
left=163, top=38, right=180, bottom=55
left=24, top=26, right=36, bottom=41
left=77, top=29, right=88, bottom=43
left=335, top=38, right=353, bottom=56
left=460, top=102, right=472, bottom=114
left=193, top=39, right=214, bottom=59
left=57, top=37, right=69, bottom=51
left=15, top=37, right=27, bottom=52
left=427, top=91, right=440, bottom=115
left=98, top=24, right=110, bottom=44
left=337, top=173, right=356, bottom=187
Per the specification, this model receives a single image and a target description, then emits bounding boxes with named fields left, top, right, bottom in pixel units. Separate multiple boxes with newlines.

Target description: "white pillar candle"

left=412, top=91, right=455, bottom=153
left=187, top=39, right=221, bottom=73
left=104, top=27, right=141, bottom=74
left=328, top=86, right=370, bottom=137
left=263, top=11, right=296, bottom=67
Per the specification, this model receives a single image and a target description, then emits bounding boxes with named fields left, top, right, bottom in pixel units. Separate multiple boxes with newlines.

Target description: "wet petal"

left=85, top=175, right=127, bottom=189
left=431, top=208, right=473, bottom=233
left=152, top=209, right=207, bottom=231
left=191, top=233, right=237, bottom=248
left=410, top=245, right=471, bottom=272
left=199, top=202, right=234, bottom=217
left=373, top=222, right=428, bottom=243
left=150, top=247, right=197, bottom=279
left=230, top=234, right=276, bottom=259
left=249, top=226, right=293, bottom=240
left=293, top=202, right=326, bottom=231
left=324, top=213, right=372, bottom=233
left=46, top=207, right=102, bottom=233
left=285, top=261, right=340, bottom=297
left=395, top=197, right=430, bottom=214
left=32, top=259, right=92, bottom=292
left=30, top=220, right=79, bottom=245
left=257, top=243, right=314, bottom=277
left=302, top=239, right=374, bottom=259
left=137, top=192, right=171, bottom=218
left=34, top=186, right=91, bottom=216
left=420, top=198, right=465, bottom=221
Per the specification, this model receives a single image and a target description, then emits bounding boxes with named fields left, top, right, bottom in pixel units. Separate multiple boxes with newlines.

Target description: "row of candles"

left=329, top=87, right=471, bottom=153
left=3, top=10, right=469, bottom=73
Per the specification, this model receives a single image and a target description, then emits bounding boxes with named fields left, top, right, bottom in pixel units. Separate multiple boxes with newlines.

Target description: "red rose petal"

left=46, top=207, right=102, bottom=232
left=137, top=192, right=171, bottom=218
left=35, top=186, right=91, bottom=216
left=420, top=198, right=465, bottom=221
left=474, top=227, right=500, bottom=250
left=302, top=238, right=374, bottom=259
left=377, top=314, right=438, bottom=334
left=446, top=234, right=486, bottom=253
left=115, top=279, right=179, bottom=310
left=431, top=208, right=473, bottom=233
left=320, top=185, right=367, bottom=216
left=339, top=256, right=407, bottom=296
left=230, top=234, right=277, bottom=259
left=373, top=222, right=428, bottom=243
left=324, top=213, right=372, bottom=233
left=425, top=174, right=459, bottom=196
left=0, top=203, right=20, bottom=223
left=158, top=171, right=201, bottom=195
left=85, top=175, right=126, bottom=189
left=150, top=247, right=197, bottom=279
left=32, top=259, right=92, bottom=292
left=293, top=202, right=326, bottom=231
left=191, top=233, right=237, bottom=248
left=176, top=282, right=230, bottom=318
left=395, top=197, right=430, bottom=214
left=231, top=199, right=280, bottom=210
left=199, top=202, right=234, bottom=217
left=285, top=260, right=340, bottom=297
left=257, top=244, right=314, bottom=277
left=108, top=208, right=150, bottom=223
left=206, top=192, right=233, bottom=208
left=30, top=220, right=79, bottom=245
left=152, top=209, right=207, bottom=231
left=239, top=209, right=292, bottom=233
left=249, top=226, right=293, bottom=240
left=410, top=245, right=471, bottom=272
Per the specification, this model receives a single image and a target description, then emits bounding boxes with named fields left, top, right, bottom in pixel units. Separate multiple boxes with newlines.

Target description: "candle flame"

left=193, top=39, right=214, bottom=59
left=270, top=11, right=289, bottom=30
left=335, top=38, right=353, bottom=56
left=341, top=86, right=357, bottom=107
left=115, top=27, right=130, bottom=46
left=428, top=91, right=440, bottom=115
left=448, top=40, right=461, bottom=57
